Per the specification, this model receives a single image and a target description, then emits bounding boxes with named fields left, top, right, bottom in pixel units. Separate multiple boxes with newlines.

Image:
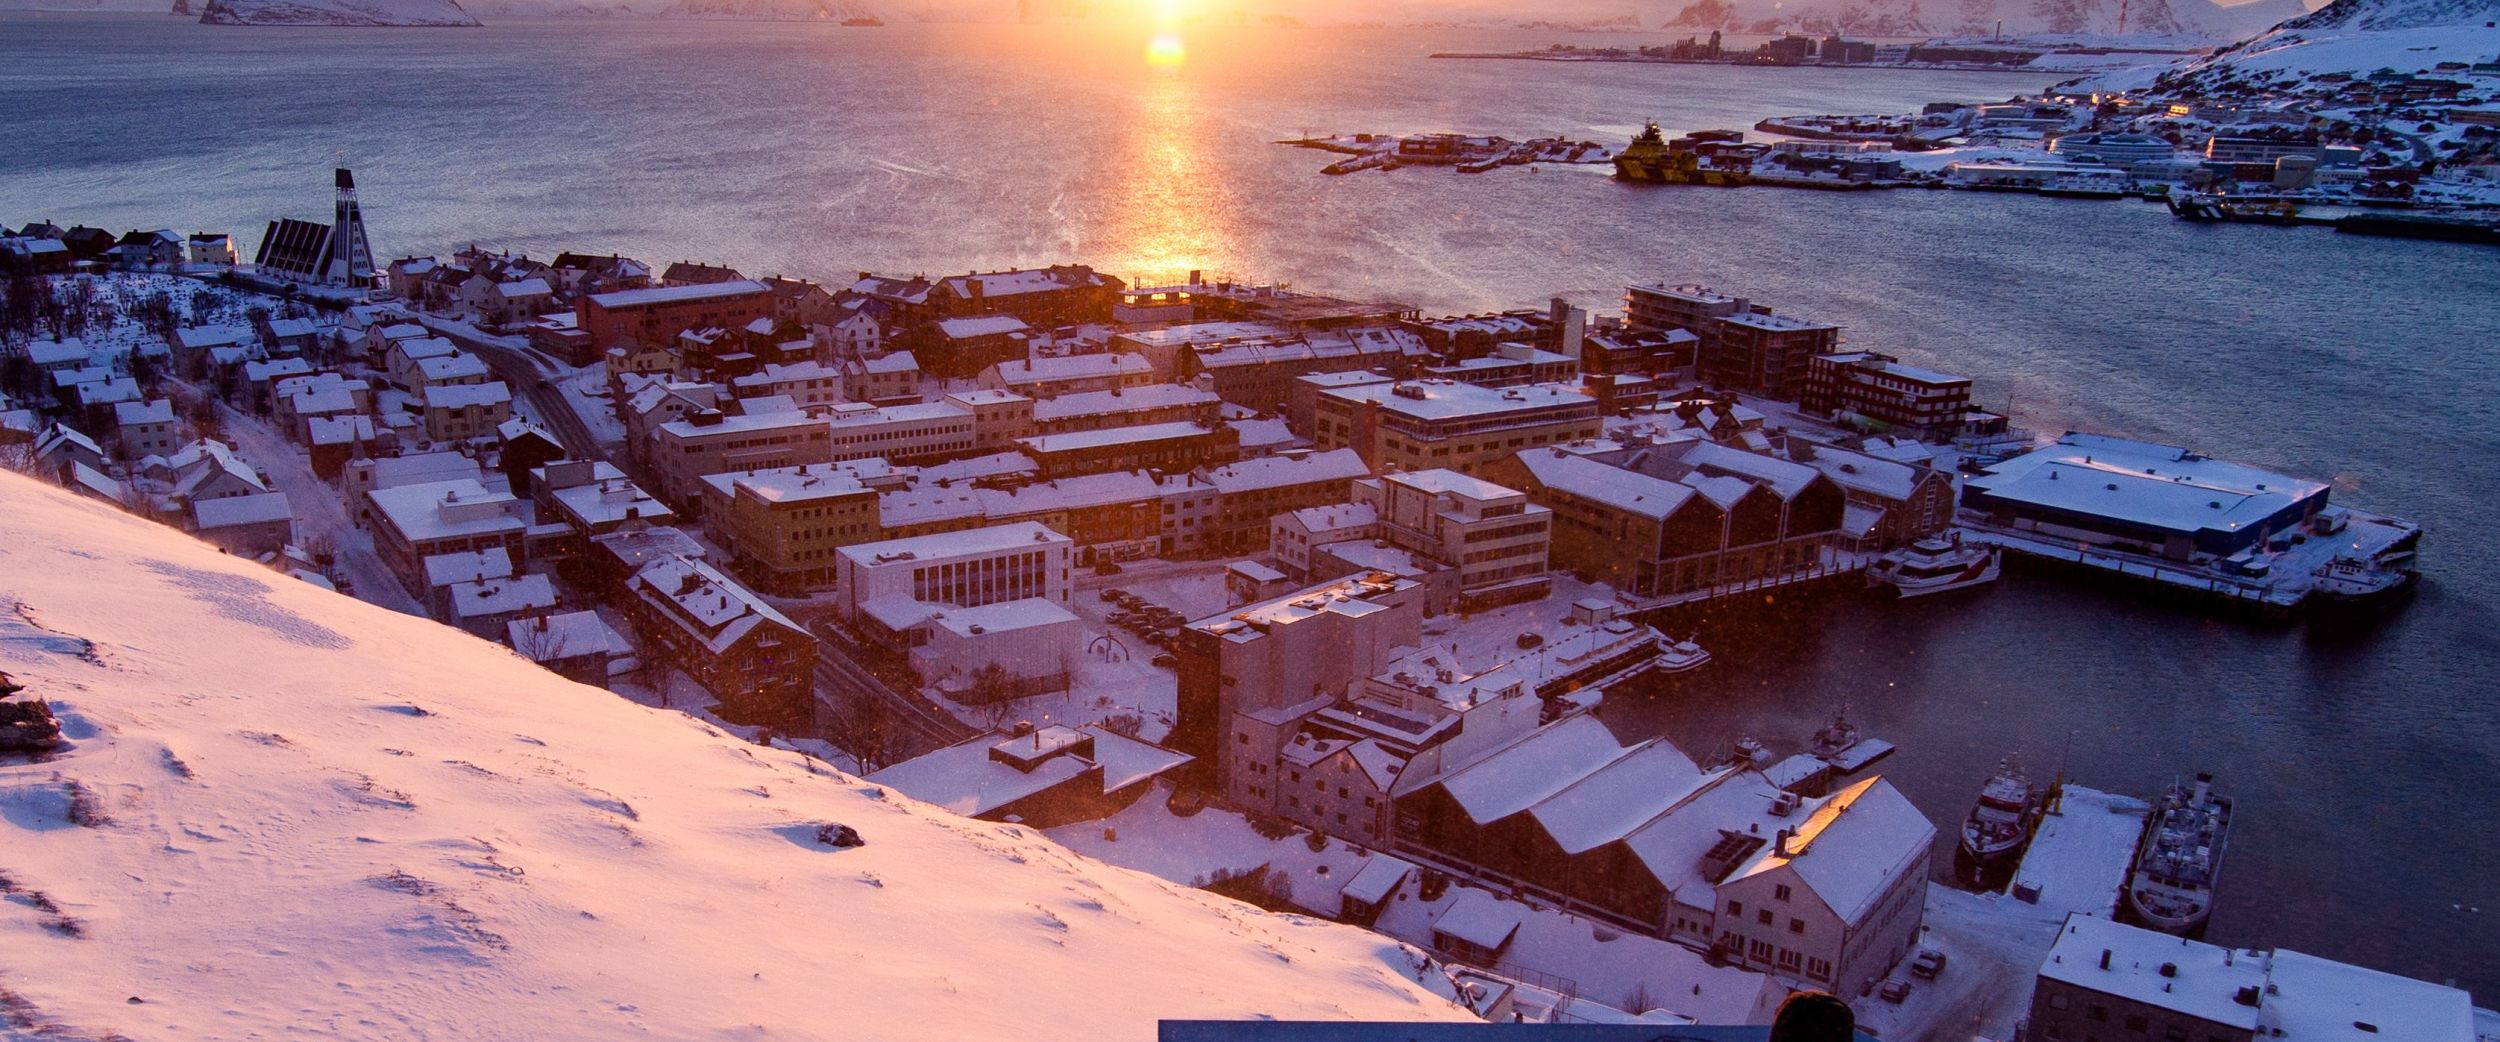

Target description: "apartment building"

left=1029, top=384, right=1223, bottom=435
left=648, top=410, right=834, bottom=508
left=366, top=478, right=529, bottom=597
left=1623, top=283, right=1752, bottom=339
left=698, top=464, right=880, bottom=592
left=1798, top=351, right=1973, bottom=441
left=1171, top=571, right=1429, bottom=791
left=1351, top=469, right=1552, bottom=609
left=1197, top=448, right=1372, bottom=554
left=1707, top=312, right=1841, bottom=399
left=576, top=280, right=773, bottom=351
left=1015, top=420, right=1239, bottom=479
left=623, top=555, right=814, bottom=731
left=1312, top=379, right=1602, bottom=476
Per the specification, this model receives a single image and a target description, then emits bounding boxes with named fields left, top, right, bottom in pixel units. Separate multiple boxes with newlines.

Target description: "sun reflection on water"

left=1095, top=56, right=1236, bottom=287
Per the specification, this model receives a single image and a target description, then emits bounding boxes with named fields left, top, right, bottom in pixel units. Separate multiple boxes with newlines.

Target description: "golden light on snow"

left=1145, top=32, right=1186, bottom=67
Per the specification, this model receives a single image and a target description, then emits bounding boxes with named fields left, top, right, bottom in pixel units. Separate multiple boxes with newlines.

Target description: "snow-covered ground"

left=1047, top=789, right=1778, bottom=1026
left=213, top=401, right=424, bottom=616
left=0, top=471, right=1478, bottom=1040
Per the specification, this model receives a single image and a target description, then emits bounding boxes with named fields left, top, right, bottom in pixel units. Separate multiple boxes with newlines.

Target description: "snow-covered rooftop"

left=587, top=279, right=769, bottom=309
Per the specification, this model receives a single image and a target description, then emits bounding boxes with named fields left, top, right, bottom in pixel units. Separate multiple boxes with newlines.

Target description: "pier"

left=2006, top=784, right=2152, bottom=919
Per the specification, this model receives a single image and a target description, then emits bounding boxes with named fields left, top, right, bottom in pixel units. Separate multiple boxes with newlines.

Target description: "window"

left=1364, top=796, right=1376, bottom=808
left=1756, top=909, right=1773, bottom=926
left=1727, top=901, right=1743, bottom=918
left=1774, top=884, right=1792, bottom=901
left=1236, top=733, right=1248, bottom=745
left=1337, top=786, right=1349, bottom=798
left=2047, top=993, right=2070, bottom=1011
left=2088, top=1004, right=2108, bottom=1023
left=1287, top=796, right=1300, bottom=808
left=2124, top=1015, right=2148, bottom=1033
left=1788, top=918, right=1804, bottom=934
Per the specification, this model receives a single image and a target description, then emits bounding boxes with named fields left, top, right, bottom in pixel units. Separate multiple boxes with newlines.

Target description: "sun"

left=1145, top=31, right=1186, bottom=68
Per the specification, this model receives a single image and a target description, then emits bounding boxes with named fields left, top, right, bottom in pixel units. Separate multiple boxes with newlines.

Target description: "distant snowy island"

left=196, top=0, right=481, bottom=24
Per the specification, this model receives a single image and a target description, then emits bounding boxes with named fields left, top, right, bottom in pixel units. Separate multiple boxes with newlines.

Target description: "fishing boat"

left=1957, top=757, right=2040, bottom=886
left=1867, top=535, right=2000, bottom=598
left=2122, top=772, right=2231, bottom=936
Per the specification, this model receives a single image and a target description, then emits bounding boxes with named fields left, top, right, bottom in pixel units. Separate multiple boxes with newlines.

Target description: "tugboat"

left=2310, top=555, right=2420, bottom=614
left=1956, top=757, right=2040, bottom=888
left=1867, top=534, right=2001, bottom=598
left=2122, top=772, right=2231, bottom=937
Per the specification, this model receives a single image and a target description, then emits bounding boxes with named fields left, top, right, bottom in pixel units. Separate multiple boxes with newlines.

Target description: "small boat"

left=1957, top=757, right=2040, bottom=884
left=2309, top=555, right=2419, bottom=616
left=1867, top=535, right=2000, bottom=598
left=2122, top=772, right=2231, bottom=937
left=1808, top=713, right=1895, bottom=772
left=1655, top=635, right=1711, bottom=673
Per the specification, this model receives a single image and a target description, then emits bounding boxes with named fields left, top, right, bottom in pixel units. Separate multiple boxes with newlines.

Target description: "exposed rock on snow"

left=0, top=471, right=1472, bottom=1041
left=197, top=0, right=482, bottom=24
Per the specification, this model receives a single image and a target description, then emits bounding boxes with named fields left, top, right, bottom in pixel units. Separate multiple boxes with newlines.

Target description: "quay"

left=2004, top=784, right=2152, bottom=918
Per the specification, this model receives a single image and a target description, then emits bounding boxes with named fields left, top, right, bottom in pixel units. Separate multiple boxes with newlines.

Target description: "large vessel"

left=1957, top=757, right=2040, bottom=886
left=1613, top=121, right=1752, bottom=186
left=2122, top=772, right=2232, bottom=936
left=1867, top=535, right=2000, bottom=598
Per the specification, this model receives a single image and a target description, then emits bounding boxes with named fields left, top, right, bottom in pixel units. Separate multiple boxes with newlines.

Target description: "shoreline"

left=1428, top=51, right=2107, bottom=75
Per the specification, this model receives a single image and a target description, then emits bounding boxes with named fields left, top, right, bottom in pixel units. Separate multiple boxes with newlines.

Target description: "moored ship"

left=1956, top=756, right=2040, bottom=887
left=1614, top=120, right=1752, bottom=186
left=1867, top=534, right=2000, bottom=598
left=2122, top=772, right=2231, bottom=936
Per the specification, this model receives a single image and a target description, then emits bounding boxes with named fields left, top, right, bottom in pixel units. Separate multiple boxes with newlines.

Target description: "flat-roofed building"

left=1624, top=283, right=1750, bottom=339
left=1963, top=433, right=2333, bottom=560
left=1198, top=447, right=1372, bottom=554
left=1029, top=384, right=1223, bottom=435
left=1416, top=343, right=1579, bottom=388
left=366, top=479, right=529, bottom=597
left=1799, top=351, right=1972, bottom=442
left=833, top=521, right=1075, bottom=624
left=1352, top=468, right=1551, bottom=609
left=648, top=409, right=833, bottom=508
left=981, top=351, right=1155, bottom=398
left=1173, top=571, right=1428, bottom=794
left=1707, top=312, right=1840, bottom=399
left=1313, top=379, right=1601, bottom=476
left=2029, top=913, right=2476, bottom=1042
left=1016, top=420, right=1239, bottom=479
left=577, top=280, right=773, bottom=352
left=697, top=464, right=880, bottom=592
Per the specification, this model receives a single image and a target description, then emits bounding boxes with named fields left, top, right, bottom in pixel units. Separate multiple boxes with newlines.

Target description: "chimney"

left=2100, top=949, right=2112, bottom=971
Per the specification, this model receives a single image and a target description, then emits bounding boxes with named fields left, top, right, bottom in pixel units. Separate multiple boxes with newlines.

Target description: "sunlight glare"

left=1145, top=32, right=1186, bottom=68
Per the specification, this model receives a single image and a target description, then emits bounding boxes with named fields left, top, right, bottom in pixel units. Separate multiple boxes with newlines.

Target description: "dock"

left=1960, top=504, right=2420, bottom=618
left=2006, top=784, right=2151, bottom=920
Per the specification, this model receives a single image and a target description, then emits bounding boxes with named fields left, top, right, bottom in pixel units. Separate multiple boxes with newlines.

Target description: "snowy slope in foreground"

left=198, top=0, right=481, bottom=24
left=0, top=473, right=1470, bottom=1040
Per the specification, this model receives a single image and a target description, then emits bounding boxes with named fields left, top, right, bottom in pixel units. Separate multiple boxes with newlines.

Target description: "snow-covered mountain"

left=197, top=0, right=483, bottom=22
left=0, top=472, right=1473, bottom=1040
left=653, top=0, right=875, bottom=18
left=2115, top=0, right=2500, bottom=91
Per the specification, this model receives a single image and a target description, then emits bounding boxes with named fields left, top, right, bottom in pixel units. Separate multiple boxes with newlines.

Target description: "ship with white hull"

left=1956, top=756, right=2040, bottom=887
left=1868, top=535, right=2001, bottom=598
left=2122, top=772, right=2232, bottom=937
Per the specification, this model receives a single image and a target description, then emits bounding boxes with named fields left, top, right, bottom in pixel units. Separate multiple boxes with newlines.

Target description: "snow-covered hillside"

left=197, top=0, right=481, bottom=23
left=651, top=0, right=873, bottom=19
left=2113, top=0, right=2500, bottom=90
left=2080, top=0, right=2500, bottom=91
left=0, top=472, right=1472, bottom=1040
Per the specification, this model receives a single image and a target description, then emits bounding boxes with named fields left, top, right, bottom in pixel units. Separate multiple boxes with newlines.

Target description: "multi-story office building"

left=832, top=521, right=1074, bottom=623
left=1171, top=571, right=1428, bottom=791
left=697, top=464, right=881, bottom=592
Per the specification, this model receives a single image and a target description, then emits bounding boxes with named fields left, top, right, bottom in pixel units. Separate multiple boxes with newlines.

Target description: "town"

left=0, top=171, right=2471, bottom=1042
left=1406, top=38, right=2500, bottom=242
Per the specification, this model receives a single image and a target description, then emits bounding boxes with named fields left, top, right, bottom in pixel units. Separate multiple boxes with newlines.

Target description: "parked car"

left=1151, top=654, right=1177, bottom=668
left=1092, top=561, right=1123, bottom=576
left=1878, top=978, right=1912, bottom=1004
left=1099, top=589, right=1123, bottom=603
left=1910, top=950, right=1946, bottom=980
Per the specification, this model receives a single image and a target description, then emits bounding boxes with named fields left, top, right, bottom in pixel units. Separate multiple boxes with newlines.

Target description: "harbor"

left=1279, top=132, right=1614, bottom=175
